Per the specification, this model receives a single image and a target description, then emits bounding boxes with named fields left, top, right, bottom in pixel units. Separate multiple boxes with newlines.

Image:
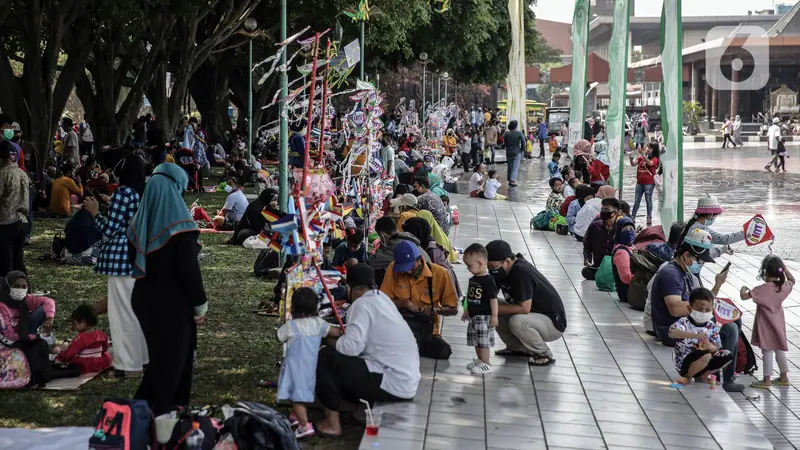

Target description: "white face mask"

left=690, top=311, right=713, bottom=324
left=224, top=185, right=234, bottom=193
left=9, top=288, right=27, bottom=301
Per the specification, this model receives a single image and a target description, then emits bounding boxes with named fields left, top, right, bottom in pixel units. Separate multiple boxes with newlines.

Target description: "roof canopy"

left=549, top=53, right=670, bottom=84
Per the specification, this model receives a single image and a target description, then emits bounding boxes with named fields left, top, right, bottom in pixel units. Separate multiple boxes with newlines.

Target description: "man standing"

left=63, top=117, right=80, bottom=167
left=536, top=118, right=548, bottom=159
left=381, top=241, right=458, bottom=359
left=722, top=115, right=736, bottom=148
left=486, top=240, right=567, bottom=366
left=766, top=117, right=781, bottom=172
left=503, top=120, right=526, bottom=188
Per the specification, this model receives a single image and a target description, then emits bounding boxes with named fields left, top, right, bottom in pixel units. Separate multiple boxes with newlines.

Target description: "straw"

left=360, top=399, right=374, bottom=426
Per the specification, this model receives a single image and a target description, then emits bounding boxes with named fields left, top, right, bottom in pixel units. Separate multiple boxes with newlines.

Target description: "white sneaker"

left=295, top=423, right=316, bottom=438
left=470, top=361, right=493, bottom=374
left=466, top=358, right=481, bottom=370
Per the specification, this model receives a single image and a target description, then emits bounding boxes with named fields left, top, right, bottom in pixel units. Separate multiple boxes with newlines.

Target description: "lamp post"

left=279, top=1, right=288, bottom=210
left=359, top=22, right=365, bottom=80
left=437, top=73, right=441, bottom=107
left=419, top=52, right=429, bottom=125
left=442, top=72, right=449, bottom=105
left=244, top=17, right=258, bottom=165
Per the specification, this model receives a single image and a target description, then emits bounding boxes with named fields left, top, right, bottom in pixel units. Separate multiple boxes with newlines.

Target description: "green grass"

left=0, top=190, right=362, bottom=448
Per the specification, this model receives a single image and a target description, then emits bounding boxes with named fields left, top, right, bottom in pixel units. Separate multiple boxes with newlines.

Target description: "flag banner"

left=743, top=214, right=775, bottom=246
left=606, top=0, right=631, bottom=192
left=506, top=0, right=527, bottom=134
left=659, top=0, right=684, bottom=236
left=567, top=0, right=591, bottom=158
left=714, top=298, right=743, bottom=325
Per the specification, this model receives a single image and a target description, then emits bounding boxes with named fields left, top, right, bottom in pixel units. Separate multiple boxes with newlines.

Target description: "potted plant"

left=682, top=101, right=704, bottom=136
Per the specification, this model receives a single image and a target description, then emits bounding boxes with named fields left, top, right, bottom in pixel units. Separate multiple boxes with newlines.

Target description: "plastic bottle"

left=185, top=422, right=205, bottom=450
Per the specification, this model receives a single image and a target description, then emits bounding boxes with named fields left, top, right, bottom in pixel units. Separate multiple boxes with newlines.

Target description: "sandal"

left=528, top=355, right=556, bottom=367
left=495, top=348, right=531, bottom=357
left=772, top=379, right=791, bottom=386
left=750, top=381, right=772, bottom=389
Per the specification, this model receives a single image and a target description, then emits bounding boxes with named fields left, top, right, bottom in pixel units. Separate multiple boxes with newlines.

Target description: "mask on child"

left=224, top=185, right=233, bottom=193
left=9, top=288, right=27, bottom=301
left=620, top=230, right=636, bottom=246
left=705, top=218, right=716, bottom=226
left=690, top=311, right=713, bottom=323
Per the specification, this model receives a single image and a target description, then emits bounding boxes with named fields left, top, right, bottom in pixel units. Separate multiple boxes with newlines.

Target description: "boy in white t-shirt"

left=480, top=170, right=505, bottom=200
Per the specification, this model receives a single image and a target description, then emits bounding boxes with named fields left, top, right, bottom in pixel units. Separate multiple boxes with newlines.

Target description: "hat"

left=694, top=194, right=723, bottom=215
left=682, top=228, right=715, bottom=263
left=486, top=240, right=514, bottom=262
left=390, top=193, right=418, bottom=208
left=398, top=151, right=408, bottom=158
left=774, top=117, right=781, bottom=124
left=10, top=122, right=20, bottom=131
left=346, top=264, right=375, bottom=287
left=393, top=240, right=420, bottom=272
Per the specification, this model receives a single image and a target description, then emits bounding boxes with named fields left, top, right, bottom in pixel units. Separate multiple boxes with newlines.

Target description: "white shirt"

left=468, top=172, right=483, bottom=193
left=336, top=290, right=420, bottom=399
left=277, top=317, right=330, bottom=347
left=563, top=184, right=575, bottom=199
left=768, top=124, right=781, bottom=150
left=223, top=189, right=249, bottom=221
left=484, top=178, right=501, bottom=199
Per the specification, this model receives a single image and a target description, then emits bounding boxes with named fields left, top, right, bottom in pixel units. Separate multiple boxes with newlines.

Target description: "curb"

left=684, top=135, right=799, bottom=143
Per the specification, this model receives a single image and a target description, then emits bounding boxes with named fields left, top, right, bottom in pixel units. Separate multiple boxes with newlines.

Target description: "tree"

left=0, top=0, right=96, bottom=175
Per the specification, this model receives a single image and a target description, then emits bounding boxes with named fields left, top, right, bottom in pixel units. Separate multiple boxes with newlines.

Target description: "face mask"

left=688, top=261, right=703, bottom=274
left=224, top=185, right=233, bottom=193
left=9, top=288, right=27, bottom=301
left=620, top=230, right=636, bottom=246
left=238, top=142, right=246, bottom=150
left=489, top=266, right=507, bottom=279
left=690, top=311, right=713, bottom=324
left=600, top=211, right=614, bottom=221
left=705, top=218, right=716, bottom=226
left=2, top=129, right=13, bottom=140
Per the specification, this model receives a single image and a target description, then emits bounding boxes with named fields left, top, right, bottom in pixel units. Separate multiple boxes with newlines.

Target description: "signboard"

left=568, top=122, right=583, bottom=147
left=714, top=297, right=742, bottom=325
left=344, top=39, right=361, bottom=69
left=744, top=213, right=775, bottom=246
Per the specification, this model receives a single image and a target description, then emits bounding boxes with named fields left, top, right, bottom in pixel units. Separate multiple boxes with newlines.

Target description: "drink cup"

left=365, top=410, right=382, bottom=437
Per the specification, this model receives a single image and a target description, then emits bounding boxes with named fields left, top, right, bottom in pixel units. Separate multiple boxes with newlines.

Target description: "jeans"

left=28, top=305, right=46, bottom=335
left=461, top=152, right=471, bottom=171
left=508, top=153, right=522, bottom=182
left=632, top=184, right=655, bottom=220
left=719, top=320, right=741, bottom=384
left=487, top=145, right=496, bottom=163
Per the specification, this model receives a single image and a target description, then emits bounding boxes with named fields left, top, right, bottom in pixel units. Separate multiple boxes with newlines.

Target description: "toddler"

left=51, top=304, right=112, bottom=374
left=669, top=288, right=733, bottom=385
left=548, top=152, right=562, bottom=179
left=546, top=178, right=564, bottom=213
left=479, top=170, right=504, bottom=200
left=277, top=288, right=342, bottom=438
left=461, top=244, right=498, bottom=374
left=741, top=255, right=794, bottom=388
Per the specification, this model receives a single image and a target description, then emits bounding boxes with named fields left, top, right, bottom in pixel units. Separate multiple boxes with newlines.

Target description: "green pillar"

left=279, top=0, right=289, bottom=210
left=248, top=39, right=254, bottom=165
left=421, top=64, right=426, bottom=126
left=359, top=21, right=365, bottom=80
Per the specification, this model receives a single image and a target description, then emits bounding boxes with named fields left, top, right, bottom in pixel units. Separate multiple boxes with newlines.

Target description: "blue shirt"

left=649, top=262, right=700, bottom=342
left=223, top=189, right=249, bottom=222
left=538, top=123, right=547, bottom=140
left=566, top=199, right=581, bottom=234
left=332, top=242, right=367, bottom=266
left=548, top=161, right=561, bottom=178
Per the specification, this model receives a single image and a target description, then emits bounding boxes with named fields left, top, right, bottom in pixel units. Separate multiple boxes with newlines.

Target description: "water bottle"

left=185, top=422, right=205, bottom=450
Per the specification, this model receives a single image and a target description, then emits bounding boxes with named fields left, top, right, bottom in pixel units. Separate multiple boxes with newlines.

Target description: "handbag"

left=595, top=256, right=616, bottom=292
left=401, top=269, right=436, bottom=348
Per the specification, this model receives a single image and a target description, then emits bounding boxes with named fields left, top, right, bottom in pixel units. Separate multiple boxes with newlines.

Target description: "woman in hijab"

left=588, top=141, right=610, bottom=186
left=84, top=152, right=148, bottom=377
left=611, top=217, right=636, bottom=303
left=402, top=217, right=463, bottom=298
left=572, top=139, right=593, bottom=184
left=415, top=210, right=457, bottom=264
left=127, top=163, right=208, bottom=415
left=0, top=271, right=55, bottom=344
left=228, top=188, right=279, bottom=246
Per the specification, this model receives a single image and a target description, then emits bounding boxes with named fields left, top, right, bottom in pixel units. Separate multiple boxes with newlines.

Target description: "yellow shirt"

left=49, top=176, right=83, bottom=216
left=166, top=154, right=175, bottom=163
left=442, top=135, right=457, bottom=155
left=380, top=262, right=459, bottom=335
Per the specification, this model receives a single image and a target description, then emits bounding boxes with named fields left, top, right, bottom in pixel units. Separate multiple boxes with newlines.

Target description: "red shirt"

left=635, top=156, right=659, bottom=185
left=57, top=329, right=112, bottom=374
left=588, top=160, right=609, bottom=183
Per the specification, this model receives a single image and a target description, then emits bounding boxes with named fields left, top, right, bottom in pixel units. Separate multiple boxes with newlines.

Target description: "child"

left=461, top=244, right=498, bottom=374
left=468, top=164, right=486, bottom=197
left=546, top=178, right=564, bottom=213
left=51, top=304, right=112, bottom=374
left=332, top=229, right=367, bottom=266
left=669, top=288, right=733, bottom=385
left=277, top=287, right=342, bottom=438
left=548, top=134, right=558, bottom=154
left=777, top=138, right=789, bottom=173
left=741, top=255, right=795, bottom=388
left=548, top=152, right=562, bottom=179
left=480, top=170, right=503, bottom=200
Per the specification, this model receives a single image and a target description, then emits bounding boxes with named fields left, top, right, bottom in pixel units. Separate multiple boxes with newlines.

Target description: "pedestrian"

left=548, top=151, right=562, bottom=179
left=460, top=128, right=472, bottom=171
left=776, top=137, right=788, bottom=173
left=485, top=121, right=498, bottom=163
left=0, top=139, right=29, bottom=278
left=503, top=120, right=526, bottom=187
left=633, top=121, right=646, bottom=151
left=740, top=255, right=794, bottom=389
left=127, top=163, right=209, bottom=415
left=733, top=115, right=743, bottom=146
left=80, top=121, right=94, bottom=158
left=630, top=142, right=660, bottom=227
left=722, top=115, right=736, bottom=148
left=63, top=117, right=80, bottom=167
left=536, top=118, right=547, bottom=159
left=461, top=244, right=499, bottom=374
left=766, top=117, right=781, bottom=172
left=471, top=126, right=482, bottom=168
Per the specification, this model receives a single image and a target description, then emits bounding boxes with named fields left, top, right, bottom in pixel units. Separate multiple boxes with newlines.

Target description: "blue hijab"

left=127, top=163, right=197, bottom=278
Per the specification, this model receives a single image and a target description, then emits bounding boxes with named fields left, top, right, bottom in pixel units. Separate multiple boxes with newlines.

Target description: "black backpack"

left=12, top=338, right=53, bottom=387
left=253, top=249, right=279, bottom=278
left=220, top=402, right=299, bottom=450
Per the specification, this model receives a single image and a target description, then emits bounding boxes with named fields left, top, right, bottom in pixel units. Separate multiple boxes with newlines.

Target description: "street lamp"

left=419, top=53, right=430, bottom=125
left=244, top=17, right=258, bottom=165
left=442, top=72, right=450, bottom=105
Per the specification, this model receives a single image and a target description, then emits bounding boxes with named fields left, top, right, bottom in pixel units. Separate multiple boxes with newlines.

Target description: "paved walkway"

left=360, top=196, right=800, bottom=450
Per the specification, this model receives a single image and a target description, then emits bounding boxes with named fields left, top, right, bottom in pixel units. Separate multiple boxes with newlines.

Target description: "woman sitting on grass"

left=0, top=272, right=55, bottom=345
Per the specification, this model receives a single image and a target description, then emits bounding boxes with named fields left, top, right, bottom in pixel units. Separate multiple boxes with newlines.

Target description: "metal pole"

left=438, top=75, right=441, bottom=106
left=248, top=39, right=254, bottom=165
left=279, top=0, right=289, bottom=210
left=422, top=64, right=426, bottom=126
left=301, top=33, right=321, bottom=192
left=431, top=71, right=435, bottom=109
left=319, top=40, right=331, bottom=166
left=444, top=79, right=448, bottom=105
left=359, top=21, right=365, bottom=80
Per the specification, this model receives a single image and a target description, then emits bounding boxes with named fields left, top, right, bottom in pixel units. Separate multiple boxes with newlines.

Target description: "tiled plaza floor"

left=360, top=196, right=800, bottom=450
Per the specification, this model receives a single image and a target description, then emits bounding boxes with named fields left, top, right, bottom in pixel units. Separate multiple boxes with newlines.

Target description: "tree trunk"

left=189, top=60, right=232, bottom=143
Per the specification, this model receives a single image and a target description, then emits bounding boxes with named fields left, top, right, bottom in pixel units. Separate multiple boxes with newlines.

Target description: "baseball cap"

left=390, top=193, right=418, bottom=208
left=682, top=228, right=715, bottom=263
left=485, top=240, right=514, bottom=262
left=346, top=264, right=376, bottom=287
left=393, top=240, right=420, bottom=272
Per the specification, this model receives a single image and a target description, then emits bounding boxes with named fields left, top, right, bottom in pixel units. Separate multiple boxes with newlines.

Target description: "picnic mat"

left=0, top=427, right=93, bottom=450
left=38, top=371, right=105, bottom=391
left=199, top=228, right=233, bottom=234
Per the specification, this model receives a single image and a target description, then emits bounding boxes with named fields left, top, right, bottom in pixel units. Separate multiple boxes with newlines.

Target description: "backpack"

left=162, top=409, right=220, bottom=450
left=219, top=401, right=300, bottom=450
left=0, top=348, right=31, bottom=389
left=736, top=331, right=758, bottom=376
left=253, top=249, right=280, bottom=278
left=11, top=339, right=53, bottom=387
left=549, top=214, right=566, bottom=232
left=530, top=210, right=554, bottom=231
left=89, top=398, right=153, bottom=450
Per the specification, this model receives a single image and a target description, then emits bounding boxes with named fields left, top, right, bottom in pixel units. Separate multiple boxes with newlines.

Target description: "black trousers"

left=582, top=266, right=598, bottom=281
left=0, top=221, right=26, bottom=278
left=722, top=135, right=736, bottom=148
left=461, top=152, right=472, bottom=170
left=133, top=297, right=196, bottom=416
left=419, top=335, right=452, bottom=360
left=315, top=346, right=408, bottom=412
left=539, top=139, right=546, bottom=157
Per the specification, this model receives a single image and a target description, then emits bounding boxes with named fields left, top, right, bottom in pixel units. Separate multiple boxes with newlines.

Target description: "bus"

left=496, top=100, right=547, bottom=128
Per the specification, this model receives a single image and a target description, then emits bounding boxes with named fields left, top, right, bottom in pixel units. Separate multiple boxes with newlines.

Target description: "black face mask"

left=600, top=211, right=614, bottom=221
left=489, top=267, right=507, bottom=279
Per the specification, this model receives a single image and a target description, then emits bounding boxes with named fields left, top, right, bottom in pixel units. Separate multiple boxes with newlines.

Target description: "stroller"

left=176, top=147, right=201, bottom=193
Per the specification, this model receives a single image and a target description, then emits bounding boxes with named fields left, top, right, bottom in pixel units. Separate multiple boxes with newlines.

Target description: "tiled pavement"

left=359, top=196, right=800, bottom=450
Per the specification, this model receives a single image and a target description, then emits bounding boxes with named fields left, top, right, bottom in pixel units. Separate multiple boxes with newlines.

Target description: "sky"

left=533, top=0, right=785, bottom=23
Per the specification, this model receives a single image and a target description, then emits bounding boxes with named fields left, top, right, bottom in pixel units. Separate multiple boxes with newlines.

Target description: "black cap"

left=346, top=264, right=376, bottom=287
left=681, top=242, right=715, bottom=263
left=486, top=240, right=514, bottom=262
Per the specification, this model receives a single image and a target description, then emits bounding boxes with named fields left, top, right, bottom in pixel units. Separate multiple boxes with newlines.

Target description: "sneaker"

left=288, top=413, right=299, bottom=428
left=295, top=423, right=316, bottom=439
left=470, top=361, right=493, bottom=374
left=466, top=358, right=481, bottom=370
left=723, top=382, right=745, bottom=393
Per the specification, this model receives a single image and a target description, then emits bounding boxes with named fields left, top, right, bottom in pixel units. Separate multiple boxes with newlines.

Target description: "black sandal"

left=528, top=354, right=556, bottom=366
left=495, top=348, right=531, bottom=357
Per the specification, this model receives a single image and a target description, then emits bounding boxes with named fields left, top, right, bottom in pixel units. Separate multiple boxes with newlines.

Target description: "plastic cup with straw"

left=360, top=399, right=382, bottom=437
